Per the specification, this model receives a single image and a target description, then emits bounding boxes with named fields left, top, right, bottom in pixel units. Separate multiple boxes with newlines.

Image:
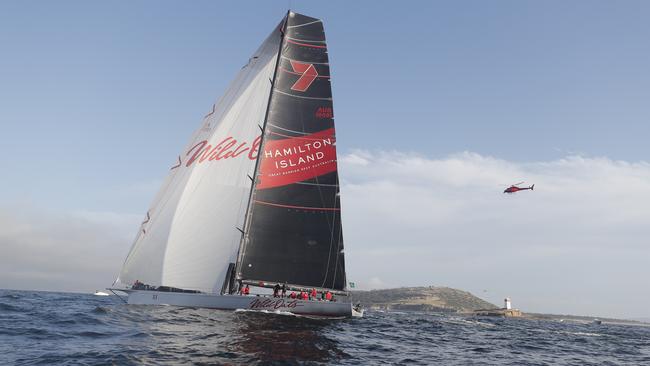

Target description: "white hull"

left=112, top=289, right=361, bottom=318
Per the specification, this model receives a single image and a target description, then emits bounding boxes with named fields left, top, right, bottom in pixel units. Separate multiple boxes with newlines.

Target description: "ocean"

left=1, top=289, right=648, bottom=365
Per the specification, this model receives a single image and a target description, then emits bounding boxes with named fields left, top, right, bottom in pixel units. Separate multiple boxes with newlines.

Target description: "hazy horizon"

left=1, top=1, right=649, bottom=319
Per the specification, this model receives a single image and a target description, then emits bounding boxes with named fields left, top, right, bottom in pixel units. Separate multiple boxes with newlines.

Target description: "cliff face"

left=349, top=286, right=497, bottom=312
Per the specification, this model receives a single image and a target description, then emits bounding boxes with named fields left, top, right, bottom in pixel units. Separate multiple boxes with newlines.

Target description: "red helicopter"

left=503, top=182, right=535, bottom=194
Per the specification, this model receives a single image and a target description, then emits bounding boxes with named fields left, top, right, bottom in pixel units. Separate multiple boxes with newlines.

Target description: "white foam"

left=234, top=308, right=296, bottom=316
left=565, top=331, right=603, bottom=337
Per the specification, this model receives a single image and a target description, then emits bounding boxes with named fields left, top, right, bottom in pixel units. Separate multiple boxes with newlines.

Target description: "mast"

left=232, top=11, right=290, bottom=290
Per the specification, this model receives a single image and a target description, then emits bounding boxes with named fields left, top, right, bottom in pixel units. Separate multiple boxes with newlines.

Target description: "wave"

left=74, top=331, right=113, bottom=338
left=91, top=306, right=109, bottom=314
left=234, top=308, right=296, bottom=316
left=563, top=331, right=603, bottom=337
left=3, top=290, right=650, bottom=365
left=444, top=317, right=497, bottom=327
left=0, top=302, right=23, bottom=312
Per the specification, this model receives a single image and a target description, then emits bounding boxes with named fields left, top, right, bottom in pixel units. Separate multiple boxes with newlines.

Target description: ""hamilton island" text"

left=264, top=137, right=332, bottom=169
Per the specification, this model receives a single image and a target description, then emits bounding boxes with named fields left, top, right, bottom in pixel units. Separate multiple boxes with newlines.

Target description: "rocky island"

left=349, top=286, right=649, bottom=325
left=350, top=286, right=497, bottom=313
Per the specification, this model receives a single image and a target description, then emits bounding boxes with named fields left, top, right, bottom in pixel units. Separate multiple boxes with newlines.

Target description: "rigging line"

left=273, top=88, right=332, bottom=100
left=331, top=174, right=344, bottom=289
left=328, top=177, right=343, bottom=288
left=323, top=168, right=343, bottom=289
left=315, top=164, right=337, bottom=289
left=295, top=181, right=339, bottom=187
left=267, top=122, right=310, bottom=135
left=319, top=190, right=337, bottom=288
left=285, top=38, right=327, bottom=49
left=254, top=199, right=340, bottom=211
left=285, top=36, right=326, bottom=43
left=286, top=19, right=322, bottom=28
left=280, top=55, right=329, bottom=65
left=280, top=67, right=330, bottom=78
left=331, top=219, right=343, bottom=289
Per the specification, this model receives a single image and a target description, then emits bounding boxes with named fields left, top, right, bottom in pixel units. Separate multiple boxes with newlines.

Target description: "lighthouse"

left=473, top=296, right=521, bottom=317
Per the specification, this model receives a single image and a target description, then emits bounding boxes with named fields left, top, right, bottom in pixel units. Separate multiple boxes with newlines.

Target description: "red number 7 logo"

left=289, top=60, right=318, bottom=92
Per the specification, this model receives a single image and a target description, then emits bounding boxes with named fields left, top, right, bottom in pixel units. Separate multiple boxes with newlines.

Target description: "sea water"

left=1, top=289, right=649, bottom=365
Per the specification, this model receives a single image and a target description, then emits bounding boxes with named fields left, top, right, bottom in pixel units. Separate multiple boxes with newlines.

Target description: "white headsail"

left=115, top=23, right=282, bottom=293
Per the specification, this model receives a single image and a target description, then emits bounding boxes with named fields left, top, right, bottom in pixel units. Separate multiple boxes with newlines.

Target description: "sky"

left=0, top=1, right=649, bottom=319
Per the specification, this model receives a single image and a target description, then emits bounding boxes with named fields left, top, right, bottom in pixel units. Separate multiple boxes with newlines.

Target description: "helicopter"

left=503, top=182, right=535, bottom=194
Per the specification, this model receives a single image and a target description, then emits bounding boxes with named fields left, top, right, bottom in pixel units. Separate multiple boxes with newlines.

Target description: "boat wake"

left=234, top=308, right=296, bottom=316
left=561, top=331, right=603, bottom=337
left=445, top=317, right=496, bottom=327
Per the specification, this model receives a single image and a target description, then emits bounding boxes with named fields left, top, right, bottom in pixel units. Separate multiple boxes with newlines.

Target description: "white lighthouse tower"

left=504, top=297, right=512, bottom=310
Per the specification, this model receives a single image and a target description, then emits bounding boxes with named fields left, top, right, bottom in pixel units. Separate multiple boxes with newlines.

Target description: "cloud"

left=339, top=151, right=650, bottom=318
left=1, top=151, right=648, bottom=318
left=0, top=206, right=140, bottom=293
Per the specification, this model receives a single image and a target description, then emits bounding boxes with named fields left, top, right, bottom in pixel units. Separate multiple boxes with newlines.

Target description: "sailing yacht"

left=110, top=11, right=361, bottom=318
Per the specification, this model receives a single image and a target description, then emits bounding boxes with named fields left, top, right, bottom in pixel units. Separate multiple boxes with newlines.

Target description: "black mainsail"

left=237, top=12, right=346, bottom=292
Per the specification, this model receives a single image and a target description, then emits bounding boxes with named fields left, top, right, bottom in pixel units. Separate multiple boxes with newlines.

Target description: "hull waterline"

left=111, top=289, right=360, bottom=318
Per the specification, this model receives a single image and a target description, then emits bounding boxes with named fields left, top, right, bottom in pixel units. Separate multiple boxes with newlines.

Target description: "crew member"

left=273, top=283, right=281, bottom=298
left=310, top=288, right=317, bottom=300
left=325, top=290, right=332, bottom=301
left=281, top=283, right=287, bottom=298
